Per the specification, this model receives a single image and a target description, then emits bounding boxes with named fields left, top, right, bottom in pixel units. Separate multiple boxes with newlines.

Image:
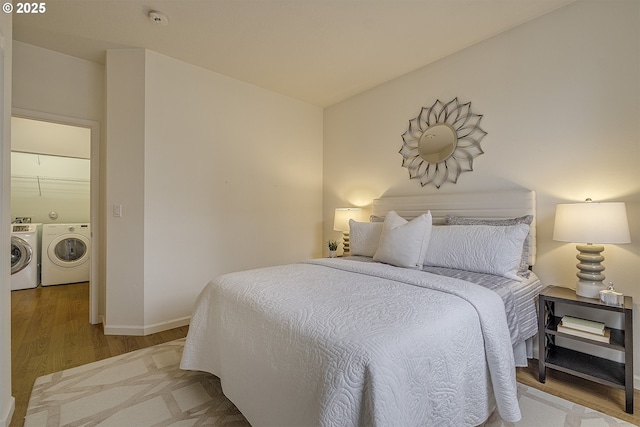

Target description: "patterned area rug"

left=24, top=339, right=249, bottom=427
left=25, top=339, right=633, bottom=426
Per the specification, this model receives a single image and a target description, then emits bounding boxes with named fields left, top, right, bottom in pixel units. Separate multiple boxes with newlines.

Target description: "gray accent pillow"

left=445, top=215, right=533, bottom=278
left=370, top=215, right=384, bottom=223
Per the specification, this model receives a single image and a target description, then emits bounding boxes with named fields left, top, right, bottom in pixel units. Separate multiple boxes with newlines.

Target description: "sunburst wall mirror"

left=399, top=98, right=487, bottom=188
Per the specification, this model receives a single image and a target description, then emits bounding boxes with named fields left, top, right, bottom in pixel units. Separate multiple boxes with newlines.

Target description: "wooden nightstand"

left=538, top=285, right=634, bottom=414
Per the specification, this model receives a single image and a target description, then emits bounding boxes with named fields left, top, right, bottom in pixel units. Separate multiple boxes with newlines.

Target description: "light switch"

left=113, top=204, right=122, bottom=217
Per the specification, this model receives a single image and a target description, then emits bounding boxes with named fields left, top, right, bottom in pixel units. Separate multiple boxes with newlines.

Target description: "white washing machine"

left=41, top=223, right=91, bottom=286
left=11, top=223, right=41, bottom=290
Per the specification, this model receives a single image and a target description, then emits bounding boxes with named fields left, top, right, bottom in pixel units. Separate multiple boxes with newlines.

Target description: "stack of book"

left=557, top=316, right=610, bottom=343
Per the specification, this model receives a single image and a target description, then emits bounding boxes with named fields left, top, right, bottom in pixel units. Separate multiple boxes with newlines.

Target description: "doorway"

left=11, top=109, right=100, bottom=324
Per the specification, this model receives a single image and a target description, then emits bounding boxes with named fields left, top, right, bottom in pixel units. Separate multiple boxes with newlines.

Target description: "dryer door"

left=47, top=234, right=90, bottom=268
left=11, top=236, right=33, bottom=274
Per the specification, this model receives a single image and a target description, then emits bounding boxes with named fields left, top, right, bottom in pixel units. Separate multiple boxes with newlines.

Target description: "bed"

left=180, top=190, right=542, bottom=426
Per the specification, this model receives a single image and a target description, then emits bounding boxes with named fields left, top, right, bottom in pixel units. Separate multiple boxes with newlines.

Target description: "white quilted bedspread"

left=180, top=259, right=521, bottom=426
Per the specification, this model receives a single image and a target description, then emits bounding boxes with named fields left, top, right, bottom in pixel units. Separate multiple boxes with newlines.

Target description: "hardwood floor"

left=10, top=282, right=640, bottom=426
left=10, top=282, right=188, bottom=427
left=516, top=362, right=639, bottom=425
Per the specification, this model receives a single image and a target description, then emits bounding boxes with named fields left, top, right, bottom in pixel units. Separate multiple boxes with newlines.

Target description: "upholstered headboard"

left=372, top=190, right=537, bottom=265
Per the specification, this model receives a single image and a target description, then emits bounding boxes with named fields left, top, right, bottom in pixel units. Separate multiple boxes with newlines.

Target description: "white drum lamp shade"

left=553, top=200, right=631, bottom=298
left=333, top=208, right=362, bottom=255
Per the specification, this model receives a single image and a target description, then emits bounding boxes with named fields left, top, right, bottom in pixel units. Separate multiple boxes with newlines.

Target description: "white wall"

left=105, top=49, right=323, bottom=334
left=12, top=116, right=91, bottom=158
left=11, top=152, right=90, bottom=224
left=12, top=41, right=104, bottom=121
left=324, top=0, right=640, bottom=382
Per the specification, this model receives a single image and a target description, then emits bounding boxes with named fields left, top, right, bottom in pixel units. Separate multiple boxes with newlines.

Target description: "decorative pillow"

left=445, top=215, right=533, bottom=277
left=370, top=215, right=385, bottom=223
left=373, top=210, right=432, bottom=268
left=349, top=220, right=383, bottom=257
left=423, top=223, right=530, bottom=281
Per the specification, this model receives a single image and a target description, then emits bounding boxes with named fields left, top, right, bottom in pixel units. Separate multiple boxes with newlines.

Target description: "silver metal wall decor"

left=399, top=98, right=486, bottom=188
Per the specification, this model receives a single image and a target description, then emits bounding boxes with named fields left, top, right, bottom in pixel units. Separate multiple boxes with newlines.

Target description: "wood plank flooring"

left=10, top=283, right=188, bottom=427
left=516, top=361, right=639, bottom=425
left=10, top=282, right=640, bottom=426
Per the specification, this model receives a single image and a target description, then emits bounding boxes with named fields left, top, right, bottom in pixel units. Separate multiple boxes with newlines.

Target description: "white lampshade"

left=553, top=200, right=630, bottom=299
left=553, top=201, right=630, bottom=244
left=333, top=208, right=362, bottom=232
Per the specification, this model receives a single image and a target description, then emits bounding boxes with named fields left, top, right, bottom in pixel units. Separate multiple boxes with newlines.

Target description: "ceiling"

left=13, top=0, right=575, bottom=107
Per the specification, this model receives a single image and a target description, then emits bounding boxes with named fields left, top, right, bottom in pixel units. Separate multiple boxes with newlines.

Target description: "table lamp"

left=552, top=199, right=631, bottom=298
left=333, top=208, right=362, bottom=255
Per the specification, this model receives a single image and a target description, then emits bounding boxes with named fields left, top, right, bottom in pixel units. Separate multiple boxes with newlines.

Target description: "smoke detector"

left=149, top=11, right=169, bottom=26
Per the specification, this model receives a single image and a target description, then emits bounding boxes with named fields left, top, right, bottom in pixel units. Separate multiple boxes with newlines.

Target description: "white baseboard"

left=102, top=316, right=191, bottom=336
left=102, top=324, right=145, bottom=336
left=143, top=317, right=191, bottom=335
left=0, top=396, right=15, bottom=427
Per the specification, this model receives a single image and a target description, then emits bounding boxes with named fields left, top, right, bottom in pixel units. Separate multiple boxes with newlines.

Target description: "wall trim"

left=144, top=317, right=191, bottom=336
left=102, top=324, right=144, bottom=336
left=103, top=316, right=190, bottom=336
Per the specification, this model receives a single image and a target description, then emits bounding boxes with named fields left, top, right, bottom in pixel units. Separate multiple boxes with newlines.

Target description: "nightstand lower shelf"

left=538, top=286, right=633, bottom=414
left=545, top=346, right=626, bottom=389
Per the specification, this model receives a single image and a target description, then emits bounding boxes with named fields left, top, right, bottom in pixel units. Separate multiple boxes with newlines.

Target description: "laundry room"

left=10, top=116, right=92, bottom=291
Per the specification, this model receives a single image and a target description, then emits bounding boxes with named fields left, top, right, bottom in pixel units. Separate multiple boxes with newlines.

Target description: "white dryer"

left=41, top=223, right=91, bottom=286
left=11, top=223, right=41, bottom=290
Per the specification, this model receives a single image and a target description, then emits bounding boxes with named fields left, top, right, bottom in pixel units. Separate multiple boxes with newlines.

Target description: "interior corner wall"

left=323, top=0, right=640, bottom=383
left=105, top=49, right=323, bottom=334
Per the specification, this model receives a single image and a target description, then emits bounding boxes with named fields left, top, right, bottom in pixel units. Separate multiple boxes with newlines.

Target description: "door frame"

left=12, top=107, right=101, bottom=324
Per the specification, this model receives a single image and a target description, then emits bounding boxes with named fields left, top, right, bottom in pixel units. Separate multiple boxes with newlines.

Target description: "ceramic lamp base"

left=342, top=231, right=350, bottom=256
left=576, top=281, right=607, bottom=299
left=574, top=244, right=605, bottom=299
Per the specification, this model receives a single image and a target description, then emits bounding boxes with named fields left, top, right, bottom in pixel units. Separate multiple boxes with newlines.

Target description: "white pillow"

left=373, top=210, right=432, bottom=268
left=445, top=215, right=533, bottom=277
left=349, top=220, right=383, bottom=257
left=423, top=224, right=529, bottom=281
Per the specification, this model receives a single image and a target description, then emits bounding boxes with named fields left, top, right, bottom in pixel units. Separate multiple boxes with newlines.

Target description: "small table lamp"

left=553, top=199, right=631, bottom=298
left=333, top=208, right=362, bottom=255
